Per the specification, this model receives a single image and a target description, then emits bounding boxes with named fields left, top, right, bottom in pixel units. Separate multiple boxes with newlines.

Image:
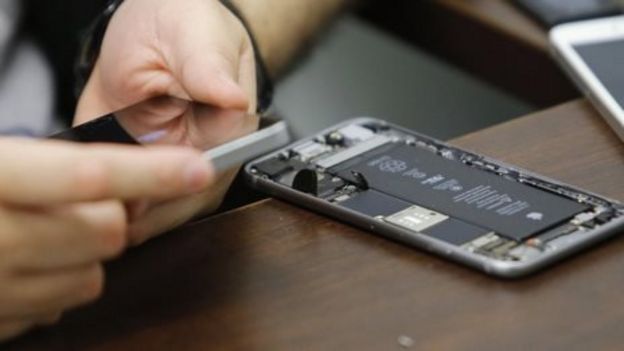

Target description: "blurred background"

left=274, top=15, right=533, bottom=139
left=5, top=1, right=556, bottom=140
left=0, top=0, right=609, bottom=232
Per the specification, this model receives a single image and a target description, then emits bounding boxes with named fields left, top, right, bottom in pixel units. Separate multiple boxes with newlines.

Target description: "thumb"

left=177, top=52, right=250, bottom=111
left=75, top=53, right=250, bottom=126
left=74, top=62, right=119, bottom=126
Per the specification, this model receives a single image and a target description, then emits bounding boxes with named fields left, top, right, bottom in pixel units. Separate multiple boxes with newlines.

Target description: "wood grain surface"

left=8, top=99, right=624, bottom=350
left=440, top=0, right=547, bottom=50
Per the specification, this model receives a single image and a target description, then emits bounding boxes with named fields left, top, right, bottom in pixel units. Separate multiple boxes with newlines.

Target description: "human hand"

left=0, top=138, right=213, bottom=341
left=75, top=0, right=257, bottom=119
left=74, top=0, right=260, bottom=244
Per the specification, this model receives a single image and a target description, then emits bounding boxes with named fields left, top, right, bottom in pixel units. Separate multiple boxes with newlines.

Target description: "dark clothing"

left=23, top=0, right=108, bottom=124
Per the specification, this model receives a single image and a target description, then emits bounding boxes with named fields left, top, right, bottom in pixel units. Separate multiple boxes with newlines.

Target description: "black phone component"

left=339, top=190, right=412, bottom=218
left=50, top=115, right=138, bottom=144
left=254, top=157, right=295, bottom=178
left=245, top=118, right=624, bottom=277
left=331, top=143, right=590, bottom=241
left=526, top=223, right=579, bottom=248
left=291, top=170, right=345, bottom=196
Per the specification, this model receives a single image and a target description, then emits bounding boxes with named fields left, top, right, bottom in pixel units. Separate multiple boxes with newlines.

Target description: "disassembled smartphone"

left=50, top=97, right=290, bottom=173
left=245, top=118, right=624, bottom=278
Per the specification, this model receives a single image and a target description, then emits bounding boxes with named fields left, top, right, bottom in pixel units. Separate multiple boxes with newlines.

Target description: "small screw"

left=397, top=335, right=414, bottom=348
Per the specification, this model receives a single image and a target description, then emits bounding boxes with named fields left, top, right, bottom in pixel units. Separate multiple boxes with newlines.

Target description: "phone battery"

left=331, top=144, right=590, bottom=241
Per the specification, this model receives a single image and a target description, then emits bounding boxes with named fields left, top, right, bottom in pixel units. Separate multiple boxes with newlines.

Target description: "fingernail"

left=183, top=159, right=211, bottom=192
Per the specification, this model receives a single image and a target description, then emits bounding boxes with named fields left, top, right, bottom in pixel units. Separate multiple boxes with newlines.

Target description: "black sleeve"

left=22, top=0, right=108, bottom=124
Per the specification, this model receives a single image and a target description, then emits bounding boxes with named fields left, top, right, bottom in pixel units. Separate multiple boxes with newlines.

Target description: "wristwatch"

left=76, top=0, right=274, bottom=113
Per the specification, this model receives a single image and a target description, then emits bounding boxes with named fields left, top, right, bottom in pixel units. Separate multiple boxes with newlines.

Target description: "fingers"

left=128, top=168, right=239, bottom=245
left=0, top=319, right=36, bottom=342
left=162, top=0, right=251, bottom=110
left=237, top=36, right=258, bottom=114
left=38, top=312, right=63, bottom=326
left=74, top=63, right=113, bottom=126
left=0, top=138, right=214, bottom=206
left=0, top=312, right=62, bottom=342
left=177, top=52, right=250, bottom=111
left=0, top=200, right=122, bottom=338
left=0, top=264, right=104, bottom=319
left=76, top=0, right=254, bottom=125
left=0, top=310, right=64, bottom=342
left=0, top=201, right=127, bottom=271
left=0, top=312, right=61, bottom=342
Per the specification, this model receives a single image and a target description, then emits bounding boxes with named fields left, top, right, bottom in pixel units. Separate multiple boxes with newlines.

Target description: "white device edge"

left=204, top=120, right=291, bottom=172
left=550, top=15, right=624, bottom=142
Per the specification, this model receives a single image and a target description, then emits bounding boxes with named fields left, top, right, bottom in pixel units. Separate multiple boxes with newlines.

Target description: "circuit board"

left=246, top=118, right=624, bottom=269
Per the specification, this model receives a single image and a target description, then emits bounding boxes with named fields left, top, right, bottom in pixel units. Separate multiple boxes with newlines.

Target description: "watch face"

left=50, top=96, right=258, bottom=151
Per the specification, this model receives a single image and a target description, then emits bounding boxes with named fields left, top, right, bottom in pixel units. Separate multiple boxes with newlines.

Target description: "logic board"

left=245, top=118, right=624, bottom=277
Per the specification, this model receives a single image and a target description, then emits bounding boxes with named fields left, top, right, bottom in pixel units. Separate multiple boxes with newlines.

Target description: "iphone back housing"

left=245, top=118, right=624, bottom=278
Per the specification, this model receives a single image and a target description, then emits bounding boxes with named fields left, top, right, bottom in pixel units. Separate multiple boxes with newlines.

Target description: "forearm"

left=232, top=0, right=350, bottom=78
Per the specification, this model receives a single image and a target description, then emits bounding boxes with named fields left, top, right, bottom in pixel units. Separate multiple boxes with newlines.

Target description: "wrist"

left=76, top=0, right=124, bottom=97
left=229, top=0, right=273, bottom=73
left=219, top=0, right=273, bottom=113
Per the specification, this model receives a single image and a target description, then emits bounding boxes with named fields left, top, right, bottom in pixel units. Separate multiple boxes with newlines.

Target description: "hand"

left=0, top=138, right=213, bottom=341
left=76, top=0, right=257, bottom=118
left=75, top=0, right=260, bottom=244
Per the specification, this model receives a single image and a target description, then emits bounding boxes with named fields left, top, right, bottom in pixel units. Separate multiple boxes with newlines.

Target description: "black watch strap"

left=76, top=0, right=273, bottom=113
left=219, top=0, right=274, bottom=113
left=75, top=0, right=122, bottom=98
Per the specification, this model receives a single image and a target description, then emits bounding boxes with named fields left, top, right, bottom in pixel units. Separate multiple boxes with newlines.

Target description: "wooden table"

left=8, top=99, right=624, bottom=350
left=360, top=0, right=579, bottom=107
